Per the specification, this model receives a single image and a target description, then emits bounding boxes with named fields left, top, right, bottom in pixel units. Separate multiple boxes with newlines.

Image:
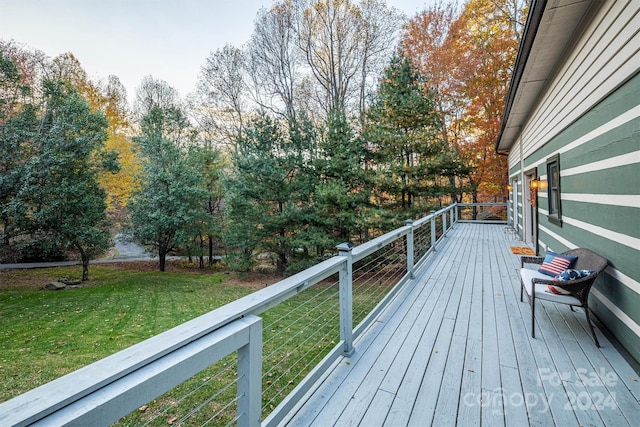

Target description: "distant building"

left=496, top=0, right=639, bottom=363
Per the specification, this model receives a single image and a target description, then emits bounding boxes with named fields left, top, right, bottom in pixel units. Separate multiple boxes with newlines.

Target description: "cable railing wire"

left=259, top=279, right=342, bottom=408
left=199, top=392, right=240, bottom=427
left=352, top=239, right=407, bottom=317
left=135, top=356, right=239, bottom=426
left=175, top=376, right=239, bottom=426
left=261, top=323, right=339, bottom=411
left=118, top=218, right=439, bottom=426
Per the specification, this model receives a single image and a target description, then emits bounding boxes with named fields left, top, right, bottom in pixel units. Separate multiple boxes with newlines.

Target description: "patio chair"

left=519, top=248, right=608, bottom=347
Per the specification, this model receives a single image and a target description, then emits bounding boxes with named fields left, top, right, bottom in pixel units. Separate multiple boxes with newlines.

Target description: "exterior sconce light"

left=538, top=179, right=548, bottom=191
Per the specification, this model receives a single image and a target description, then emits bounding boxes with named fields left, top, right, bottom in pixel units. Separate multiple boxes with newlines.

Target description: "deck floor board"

left=280, top=223, right=640, bottom=426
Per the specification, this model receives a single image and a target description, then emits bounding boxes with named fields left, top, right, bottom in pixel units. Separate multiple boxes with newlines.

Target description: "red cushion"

left=547, top=285, right=571, bottom=295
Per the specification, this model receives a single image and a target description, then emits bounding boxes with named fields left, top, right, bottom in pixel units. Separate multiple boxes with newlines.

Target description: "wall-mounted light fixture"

left=537, top=178, right=548, bottom=191
left=529, top=177, right=548, bottom=191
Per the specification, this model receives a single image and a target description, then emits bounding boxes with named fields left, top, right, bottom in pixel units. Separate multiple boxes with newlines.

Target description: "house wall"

left=518, top=0, right=639, bottom=160
left=508, top=163, right=522, bottom=234
left=506, top=1, right=640, bottom=362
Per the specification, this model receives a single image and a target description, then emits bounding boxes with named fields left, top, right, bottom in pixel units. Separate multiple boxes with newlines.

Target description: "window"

left=546, top=154, right=562, bottom=226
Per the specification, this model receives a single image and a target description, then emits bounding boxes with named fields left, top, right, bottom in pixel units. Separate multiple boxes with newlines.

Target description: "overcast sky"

left=0, top=0, right=433, bottom=102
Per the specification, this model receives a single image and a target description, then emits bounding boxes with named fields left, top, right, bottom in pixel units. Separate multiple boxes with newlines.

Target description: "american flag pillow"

left=539, top=250, right=578, bottom=276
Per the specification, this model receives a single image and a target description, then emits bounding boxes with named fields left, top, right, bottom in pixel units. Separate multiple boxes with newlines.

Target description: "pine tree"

left=365, top=55, right=468, bottom=222
left=223, top=115, right=316, bottom=274
left=312, top=109, right=372, bottom=246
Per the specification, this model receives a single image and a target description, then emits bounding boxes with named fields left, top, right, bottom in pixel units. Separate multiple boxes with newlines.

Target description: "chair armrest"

left=521, top=256, right=544, bottom=268
left=531, top=276, right=556, bottom=285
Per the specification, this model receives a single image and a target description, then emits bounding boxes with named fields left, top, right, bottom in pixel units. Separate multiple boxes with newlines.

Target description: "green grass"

left=0, top=262, right=394, bottom=425
left=0, top=265, right=254, bottom=403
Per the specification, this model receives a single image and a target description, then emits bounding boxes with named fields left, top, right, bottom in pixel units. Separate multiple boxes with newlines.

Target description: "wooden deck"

left=279, top=223, right=640, bottom=426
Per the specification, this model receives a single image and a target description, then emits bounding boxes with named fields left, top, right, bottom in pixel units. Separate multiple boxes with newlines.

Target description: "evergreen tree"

left=191, top=144, right=226, bottom=268
left=128, top=106, right=207, bottom=271
left=223, top=115, right=316, bottom=274
left=14, top=81, right=117, bottom=279
left=365, top=55, right=468, bottom=223
left=312, top=109, right=373, bottom=247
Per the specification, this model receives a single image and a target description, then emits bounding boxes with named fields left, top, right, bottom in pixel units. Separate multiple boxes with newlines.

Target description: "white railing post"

left=337, top=243, right=354, bottom=356
left=455, top=203, right=459, bottom=223
left=450, top=205, right=455, bottom=228
left=237, top=317, right=263, bottom=427
left=443, top=211, right=448, bottom=236
left=430, top=210, right=436, bottom=251
left=405, top=219, right=414, bottom=279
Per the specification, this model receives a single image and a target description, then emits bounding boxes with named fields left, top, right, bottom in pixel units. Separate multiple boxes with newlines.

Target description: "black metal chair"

left=519, top=248, right=608, bottom=347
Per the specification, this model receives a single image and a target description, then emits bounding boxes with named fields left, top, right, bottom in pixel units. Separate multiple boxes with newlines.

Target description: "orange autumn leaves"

left=401, top=0, right=527, bottom=201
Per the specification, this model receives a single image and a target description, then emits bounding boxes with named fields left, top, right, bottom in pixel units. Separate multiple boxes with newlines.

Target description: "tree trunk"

left=472, top=191, right=478, bottom=220
left=76, top=244, right=90, bottom=281
left=277, top=251, right=287, bottom=274
left=199, top=233, right=205, bottom=269
left=159, top=249, right=166, bottom=272
left=449, top=175, right=457, bottom=204
left=81, top=255, right=90, bottom=281
left=208, top=234, right=214, bottom=266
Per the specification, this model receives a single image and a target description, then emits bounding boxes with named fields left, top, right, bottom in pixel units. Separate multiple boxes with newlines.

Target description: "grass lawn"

left=0, top=261, right=263, bottom=403
left=0, top=260, right=392, bottom=424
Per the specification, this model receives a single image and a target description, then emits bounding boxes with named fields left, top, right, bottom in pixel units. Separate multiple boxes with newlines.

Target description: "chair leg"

left=569, top=305, right=575, bottom=312
left=531, top=293, right=536, bottom=338
left=520, top=279, right=524, bottom=302
left=584, top=306, right=600, bottom=348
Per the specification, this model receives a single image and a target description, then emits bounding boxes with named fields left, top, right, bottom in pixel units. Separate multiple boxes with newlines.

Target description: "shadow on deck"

left=281, top=223, right=640, bottom=426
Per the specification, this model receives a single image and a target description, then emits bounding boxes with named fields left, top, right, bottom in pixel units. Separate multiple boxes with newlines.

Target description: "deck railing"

left=0, top=203, right=502, bottom=426
left=456, top=202, right=508, bottom=224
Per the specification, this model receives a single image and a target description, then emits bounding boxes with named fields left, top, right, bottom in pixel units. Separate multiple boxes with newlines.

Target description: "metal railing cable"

left=131, top=217, right=440, bottom=425
left=413, top=225, right=432, bottom=261
left=260, top=281, right=341, bottom=412
left=1, top=204, right=470, bottom=427
left=351, top=240, right=407, bottom=324
left=137, top=363, right=238, bottom=426
left=175, top=379, right=240, bottom=426
left=260, top=316, right=339, bottom=412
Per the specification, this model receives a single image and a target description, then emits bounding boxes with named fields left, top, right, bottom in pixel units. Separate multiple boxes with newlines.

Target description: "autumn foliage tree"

left=401, top=0, right=528, bottom=202
left=97, top=76, right=139, bottom=222
left=41, top=52, right=138, bottom=223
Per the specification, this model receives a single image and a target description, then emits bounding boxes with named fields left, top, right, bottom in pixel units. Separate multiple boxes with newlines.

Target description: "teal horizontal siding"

left=561, top=164, right=639, bottom=195
left=590, top=287, right=640, bottom=363
left=561, top=119, right=639, bottom=169
left=593, top=275, right=640, bottom=329
left=561, top=200, right=640, bottom=239
left=538, top=219, right=639, bottom=287
left=524, top=72, right=640, bottom=167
